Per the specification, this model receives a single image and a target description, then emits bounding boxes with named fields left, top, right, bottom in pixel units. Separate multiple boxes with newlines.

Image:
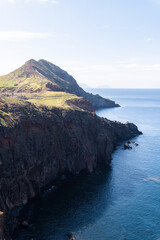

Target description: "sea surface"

left=17, top=88, right=160, bottom=240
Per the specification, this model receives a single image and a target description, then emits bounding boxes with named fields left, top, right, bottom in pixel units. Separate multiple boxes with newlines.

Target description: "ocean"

left=17, top=88, right=160, bottom=240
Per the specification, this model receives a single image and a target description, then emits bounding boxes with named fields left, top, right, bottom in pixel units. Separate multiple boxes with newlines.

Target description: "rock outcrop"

left=0, top=98, right=142, bottom=239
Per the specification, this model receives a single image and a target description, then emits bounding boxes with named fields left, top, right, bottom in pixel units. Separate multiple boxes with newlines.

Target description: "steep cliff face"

left=0, top=101, right=141, bottom=212
left=0, top=99, right=141, bottom=239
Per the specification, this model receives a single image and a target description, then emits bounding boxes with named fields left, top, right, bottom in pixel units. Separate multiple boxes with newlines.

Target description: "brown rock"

left=0, top=211, right=5, bottom=239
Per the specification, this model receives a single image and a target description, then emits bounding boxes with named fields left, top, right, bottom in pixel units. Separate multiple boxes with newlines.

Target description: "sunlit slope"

left=0, top=59, right=119, bottom=109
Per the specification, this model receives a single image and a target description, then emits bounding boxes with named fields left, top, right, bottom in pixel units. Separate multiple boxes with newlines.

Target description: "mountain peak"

left=25, top=58, right=36, bottom=64
left=38, top=59, right=49, bottom=64
left=24, top=59, right=37, bottom=67
left=0, top=59, right=120, bottom=109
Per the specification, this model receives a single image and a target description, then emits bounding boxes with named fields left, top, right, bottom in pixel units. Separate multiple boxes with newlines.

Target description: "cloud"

left=0, top=31, right=55, bottom=40
left=152, top=0, right=160, bottom=5
left=67, top=63, right=160, bottom=74
left=0, top=0, right=58, bottom=3
left=66, top=64, right=142, bottom=73
left=144, top=64, right=160, bottom=70
left=26, top=0, right=58, bottom=3
left=146, top=38, right=153, bottom=41
left=0, top=0, right=15, bottom=3
left=103, top=25, right=111, bottom=29
left=68, top=65, right=115, bottom=72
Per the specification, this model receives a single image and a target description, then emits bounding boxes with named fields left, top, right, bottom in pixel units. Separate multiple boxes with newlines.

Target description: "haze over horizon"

left=0, top=0, right=160, bottom=88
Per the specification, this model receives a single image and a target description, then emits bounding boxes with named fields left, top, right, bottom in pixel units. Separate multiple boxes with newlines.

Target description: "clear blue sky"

left=0, top=0, right=160, bottom=88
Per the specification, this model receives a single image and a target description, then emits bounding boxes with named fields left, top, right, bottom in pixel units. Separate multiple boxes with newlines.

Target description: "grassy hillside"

left=0, top=59, right=78, bottom=93
left=0, top=59, right=119, bottom=110
left=16, top=91, right=84, bottom=110
left=0, top=60, right=58, bottom=93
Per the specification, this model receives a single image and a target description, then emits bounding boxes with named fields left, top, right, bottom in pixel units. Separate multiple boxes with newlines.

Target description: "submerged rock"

left=66, top=233, right=76, bottom=240
left=123, top=143, right=132, bottom=150
left=131, top=141, right=139, bottom=146
left=18, top=220, right=30, bottom=228
left=122, top=141, right=139, bottom=150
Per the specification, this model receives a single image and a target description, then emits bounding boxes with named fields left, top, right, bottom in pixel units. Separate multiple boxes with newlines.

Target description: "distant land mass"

left=78, top=82, right=91, bottom=89
left=96, top=84, right=110, bottom=88
left=79, top=83, right=110, bottom=89
left=0, top=59, right=119, bottom=110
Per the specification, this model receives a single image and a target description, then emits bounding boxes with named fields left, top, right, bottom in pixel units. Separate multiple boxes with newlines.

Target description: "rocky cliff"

left=0, top=97, right=141, bottom=239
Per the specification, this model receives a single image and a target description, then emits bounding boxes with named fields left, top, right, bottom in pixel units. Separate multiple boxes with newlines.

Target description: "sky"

left=0, top=0, right=160, bottom=88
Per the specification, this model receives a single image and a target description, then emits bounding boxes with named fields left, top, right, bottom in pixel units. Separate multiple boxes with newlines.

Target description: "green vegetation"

left=0, top=99, right=13, bottom=126
left=0, top=59, right=84, bottom=111
left=0, top=58, right=113, bottom=127
left=0, top=72, right=50, bottom=92
left=0, top=96, right=28, bottom=126
left=0, top=91, right=86, bottom=127
left=16, top=91, right=83, bottom=110
left=0, top=59, right=69, bottom=93
left=0, top=90, right=86, bottom=126
left=0, top=59, right=117, bottom=114
left=0, top=59, right=62, bottom=93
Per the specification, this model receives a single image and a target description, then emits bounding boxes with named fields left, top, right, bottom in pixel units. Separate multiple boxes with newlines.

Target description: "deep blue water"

left=17, top=89, right=160, bottom=240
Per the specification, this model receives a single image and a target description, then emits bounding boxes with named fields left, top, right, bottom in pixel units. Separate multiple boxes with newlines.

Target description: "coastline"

left=0, top=101, right=142, bottom=239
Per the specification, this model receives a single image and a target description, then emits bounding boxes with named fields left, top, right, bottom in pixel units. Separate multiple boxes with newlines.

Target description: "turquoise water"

left=17, top=89, right=160, bottom=240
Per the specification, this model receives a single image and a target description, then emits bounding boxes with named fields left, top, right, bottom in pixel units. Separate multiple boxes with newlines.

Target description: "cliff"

left=0, top=97, right=141, bottom=239
left=0, top=59, right=141, bottom=239
left=0, top=59, right=119, bottom=110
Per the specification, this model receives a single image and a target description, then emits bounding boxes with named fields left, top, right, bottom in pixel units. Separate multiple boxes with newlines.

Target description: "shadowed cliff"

left=0, top=95, right=142, bottom=239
